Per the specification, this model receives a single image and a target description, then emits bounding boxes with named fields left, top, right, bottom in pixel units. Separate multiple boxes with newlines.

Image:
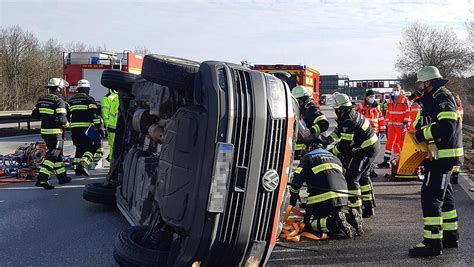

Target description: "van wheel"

left=141, top=54, right=200, bottom=90
left=101, top=70, right=137, bottom=92
left=82, top=182, right=116, bottom=205
left=113, top=226, right=169, bottom=267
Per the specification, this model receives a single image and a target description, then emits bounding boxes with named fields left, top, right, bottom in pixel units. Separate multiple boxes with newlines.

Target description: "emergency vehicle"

left=252, top=64, right=321, bottom=104
left=63, top=51, right=144, bottom=101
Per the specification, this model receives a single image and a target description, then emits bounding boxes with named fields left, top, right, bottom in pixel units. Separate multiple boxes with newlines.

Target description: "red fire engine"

left=252, top=64, right=321, bottom=104
left=63, top=51, right=144, bottom=101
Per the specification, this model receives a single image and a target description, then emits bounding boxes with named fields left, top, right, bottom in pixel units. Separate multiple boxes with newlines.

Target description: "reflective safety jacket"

left=290, top=148, right=348, bottom=207
left=101, top=90, right=119, bottom=132
left=32, top=93, right=69, bottom=135
left=386, top=94, right=411, bottom=128
left=68, top=93, right=101, bottom=129
left=299, top=98, right=329, bottom=136
left=329, top=109, right=378, bottom=156
left=415, top=86, right=463, bottom=166
left=355, top=100, right=386, bottom=133
left=408, top=101, right=421, bottom=131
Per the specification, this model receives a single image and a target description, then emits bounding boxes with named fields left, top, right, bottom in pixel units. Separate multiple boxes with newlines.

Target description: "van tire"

left=101, top=70, right=137, bottom=91
left=141, top=54, right=200, bottom=90
left=113, top=226, right=169, bottom=267
left=82, top=182, right=116, bottom=205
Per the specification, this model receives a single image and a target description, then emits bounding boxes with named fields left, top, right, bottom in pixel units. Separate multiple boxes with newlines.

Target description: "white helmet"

left=77, top=79, right=91, bottom=88
left=416, top=66, right=443, bottom=82
left=330, top=92, right=352, bottom=109
left=46, top=78, right=68, bottom=88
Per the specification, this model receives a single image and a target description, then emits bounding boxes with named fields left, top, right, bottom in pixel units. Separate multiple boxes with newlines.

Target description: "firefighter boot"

left=35, top=178, right=55, bottom=190
left=408, top=242, right=442, bottom=257
left=377, top=160, right=390, bottom=169
left=443, top=231, right=459, bottom=248
left=57, top=174, right=72, bottom=185
left=334, top=211, right=355, bottom=238
left=76, top=162, right=90, bottom=177
left=345, top=208, right=364, bottom=236
left=362, top=202, right=375, bottom=218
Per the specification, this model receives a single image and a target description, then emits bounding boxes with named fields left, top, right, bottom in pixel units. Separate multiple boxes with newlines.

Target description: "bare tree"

left=396, top=23, right=472, bottom=78
left=133, top=46, right=152, bottom=55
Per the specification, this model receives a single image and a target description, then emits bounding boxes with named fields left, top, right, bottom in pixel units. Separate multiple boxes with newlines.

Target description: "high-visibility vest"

left=408, top=101, right=421, bottom=131
left=386, top=95, right=411, bottom=127
left=355, top=100, right=386, bottom=133
left=101, top=90, right=119, bottom=132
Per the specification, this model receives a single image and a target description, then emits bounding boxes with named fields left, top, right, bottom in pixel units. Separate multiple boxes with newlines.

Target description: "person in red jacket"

left=356, top=90, right=386, bottom=136
left=408, top=93, right=421, bottom=132
left=377, top=84, right=411, bottom=168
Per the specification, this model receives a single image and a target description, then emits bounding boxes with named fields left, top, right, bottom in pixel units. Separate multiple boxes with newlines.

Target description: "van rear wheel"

left=82, top=182, right=116, bottom=205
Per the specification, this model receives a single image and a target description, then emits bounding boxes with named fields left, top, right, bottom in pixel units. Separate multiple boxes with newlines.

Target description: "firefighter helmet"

left=330, top=93, right=352, bottom=109
left=77, top=79, right=91, bottom=88
left=46, top=78, right=66, bottom=88
left=292, top=86, right=312, bottom=99
left=416, top=66, right=443, bottom=82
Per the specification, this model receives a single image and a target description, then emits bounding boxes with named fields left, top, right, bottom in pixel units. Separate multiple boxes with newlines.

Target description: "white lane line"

left=0, top=184, right=86, bottom=190
left=0, top=134, right=41, bottom=140
left=0, top=200, right=5, bottom=202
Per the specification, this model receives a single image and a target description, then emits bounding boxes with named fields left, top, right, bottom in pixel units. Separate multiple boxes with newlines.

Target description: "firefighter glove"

left=289, top=193, right=300, bottom=206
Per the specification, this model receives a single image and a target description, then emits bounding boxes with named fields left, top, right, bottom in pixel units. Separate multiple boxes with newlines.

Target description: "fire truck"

left=252, top=64, right=321, bottom=104
left=63, top=51, right=144, bottom=101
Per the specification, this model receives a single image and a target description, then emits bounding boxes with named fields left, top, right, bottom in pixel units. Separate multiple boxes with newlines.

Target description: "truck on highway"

left=83, top=55, right=299, bottom=266
left=252, top=64, right=321, bottom=105
left=63, top=51, right=144, bottom=101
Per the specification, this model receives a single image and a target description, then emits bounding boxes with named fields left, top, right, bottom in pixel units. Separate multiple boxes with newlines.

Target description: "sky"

left=1, top=0, right=472, bottom=79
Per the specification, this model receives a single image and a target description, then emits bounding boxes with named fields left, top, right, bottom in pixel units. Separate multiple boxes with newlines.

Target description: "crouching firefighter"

left=68, top=79, right=102, bottom=176
left=32, top=78, right=71, bottom=189
left=289, top=141, right=363, bottom=238
left=327, top=93, right=380, bottom=218
left=292, top=86, right=329, bottom=158
left=408, top=66, right=462, bottom=257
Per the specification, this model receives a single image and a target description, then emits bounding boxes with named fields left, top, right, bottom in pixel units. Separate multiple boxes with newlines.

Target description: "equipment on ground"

left=0, top=142, right=46, bottom=182
left=387, top=132, right=427, bottom=181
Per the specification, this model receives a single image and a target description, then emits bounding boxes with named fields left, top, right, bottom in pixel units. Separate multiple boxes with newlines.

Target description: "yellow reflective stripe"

left=311, top=162, right=343, bottom=175
left=329, top=131, right=340, bottom=141
left=41, top=128, right=62, bottom=134
left=423, top=229, right=443, bottom=239
left=93, top=118, right=101, bottom=124
left=290, top=187, right=300, bottom=194
left=54, top=162, right=64, bottom=168
left=39, top=168, right=51, bottom=176
left=341, top=133, right=354, bottom=141
left=294, top=167, right=303, bottom=174
left=361, top=119, right=370, bottom=131
left=39, top=108, right=54, bottom=114
left=332, top=146, right=340, bottom=156
left=348, top=189, right=361, bottom=195
left=70, top=122, right=91, bottom=128
left=360, top=184, right=372, bottom=192
left=307, top=191, right=347, bottom=205
left=442, top=222, right=458, bottom=231
left=424, top=217, right=442, bottom=226
left=348, top=199, right=362, bottom=207
left=89, top=104, right=97, bottom=109
left=423, top=127, right=433, bottom=140
left=312, top=124, right=321, bottom=135
left=295, top=144, right=306, bottom=150
left=73, top=158, right=82, bottom=163
left=362, top=194, right=373, bottom=201
left=43, top=160, right=54, bottom=168
left=354, top=134, right=378, bottom=151
left=438, top=147, right=464, bottom=158
left=437, top=111, right=458, bottom=121
left=56, top=108, right=67, bottom=114
left=442, top=209, right=457, bottom=220
left=55, top=167, right=66, bottom=174
left=69, top=105, right=89, bottom=111
left=313, top=115, right=327, bottom=124
left=451, top=166, right=460, bottom=172
left=320, top=217, right=329, bottom=233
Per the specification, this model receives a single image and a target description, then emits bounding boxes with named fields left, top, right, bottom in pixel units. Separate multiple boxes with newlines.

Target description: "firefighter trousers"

left=345, top=143, right=379, bottom=211
left=420, top=163, right=459, bottom=249
left=107, top=128, right=116, bottom=160
left=37, top=135, right=67, bottom=182
left=385, top=125, right=406, bottom=159
left=71, top=128, right=94, bottom=169
left=305, top=203, right=344, bottom=234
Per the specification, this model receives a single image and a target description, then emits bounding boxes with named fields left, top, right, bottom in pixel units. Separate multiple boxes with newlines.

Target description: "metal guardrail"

left=0, top=114, right=39, bottom=129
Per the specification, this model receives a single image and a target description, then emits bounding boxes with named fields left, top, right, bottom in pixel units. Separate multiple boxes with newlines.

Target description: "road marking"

left=0, top=200, right=5, bottom=202
left=0, top=134, right=41, bottom=141
left=0, top=185, right=86, bottom=190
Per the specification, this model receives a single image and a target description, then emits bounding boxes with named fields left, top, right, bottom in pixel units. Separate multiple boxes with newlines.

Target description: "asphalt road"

left=1, top=106, right=473, bottom=266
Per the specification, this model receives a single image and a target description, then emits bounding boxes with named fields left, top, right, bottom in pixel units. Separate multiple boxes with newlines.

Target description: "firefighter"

left=32, top=78, right=71, bottom=189
left=377, top=84, right=411, bottom=168
left=327, top=93, right=380, bottom=218
left=292, top=86, right=329, bottom=158
left=289, top=141, right=363, bottom=238
left=101, top=88, right=119, bottom=160
left=68, top=79, right=102, bottom=176
left=408, top=66, right=462, bottom=257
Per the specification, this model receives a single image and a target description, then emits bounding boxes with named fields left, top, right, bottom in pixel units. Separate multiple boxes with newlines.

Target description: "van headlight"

left=267, top=77, right=287, bottom=118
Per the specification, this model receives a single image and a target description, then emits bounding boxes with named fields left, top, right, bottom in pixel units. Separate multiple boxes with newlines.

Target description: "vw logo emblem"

left=262, top=170, right=280, bottom=192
